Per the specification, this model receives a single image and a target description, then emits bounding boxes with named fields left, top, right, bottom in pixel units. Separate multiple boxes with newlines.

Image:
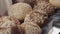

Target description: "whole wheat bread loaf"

left=0, top=16, right=20, bottom=34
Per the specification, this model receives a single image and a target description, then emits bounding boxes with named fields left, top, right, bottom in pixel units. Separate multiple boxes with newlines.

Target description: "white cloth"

left=48, top=27, right=60, bottom=34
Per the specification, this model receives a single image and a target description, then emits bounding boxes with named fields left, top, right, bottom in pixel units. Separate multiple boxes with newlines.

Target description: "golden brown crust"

left=0, top=16, right=20, bottom=25
left=34, top=1, right=55, bottom=15
left=25, top=10, right=48, bottom=26
left=8, top=3, right=32, bottom=20
left=21, top=22, right=42, bottom=34
left=0, top=16, right=20, bottom=34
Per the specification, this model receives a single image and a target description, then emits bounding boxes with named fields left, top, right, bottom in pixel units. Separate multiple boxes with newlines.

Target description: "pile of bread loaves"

left=0, top=0, right=59, bottom=34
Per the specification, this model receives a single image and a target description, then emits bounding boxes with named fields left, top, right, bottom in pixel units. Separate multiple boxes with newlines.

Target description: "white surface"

left=48, top=27, right=60, bottom=34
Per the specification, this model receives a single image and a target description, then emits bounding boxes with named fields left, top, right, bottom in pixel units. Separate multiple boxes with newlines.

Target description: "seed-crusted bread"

left=24, top=10, right=48, bottom=26
left=21, top=21, right=42, bottom=34
left=0, top=16, right=21, bottom=34
left=34, top=1, right=55, bottom=15
left=8, top=3, right=32, bottom=20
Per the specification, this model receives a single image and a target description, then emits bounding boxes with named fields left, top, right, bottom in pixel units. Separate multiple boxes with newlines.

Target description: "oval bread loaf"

left=8, top=3, right=32, bottom=20
left=24, top=10, right=48, bottom=26
left=34, top=1, right=55, bottom=15
left=0, top=16, right=20, bottom=34
left=21, top=22, right=42, bottom=34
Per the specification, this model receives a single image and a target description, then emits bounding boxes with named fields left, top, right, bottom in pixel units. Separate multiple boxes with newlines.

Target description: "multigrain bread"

left=24, top=10, right=48, bottom=26
left=8, top=3, right=32, bottom=20
left=0, top=16, right=21, bottom=34
left=21, top=22, right=42, bottom=34
left=34, top=1, right=55, bottom=15
left=49, top=0, right=60, bottom=7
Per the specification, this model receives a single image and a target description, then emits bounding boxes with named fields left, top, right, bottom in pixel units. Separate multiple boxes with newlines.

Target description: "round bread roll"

left=0, top=16, right=20, bottom=34
left=21, top=22, right=42, bottom=34
left=34, top=1, right=55, bottom=15
left=8, top=3, right=32, bottom=20
left=24, top=10, right=48, bottom=26
left=49, top=0, right=60, bottom=7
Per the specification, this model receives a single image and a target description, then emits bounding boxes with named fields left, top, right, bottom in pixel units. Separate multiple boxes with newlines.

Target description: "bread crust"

left=0, top=16, right=20, bottom=34
left=21, top=22, right=42, bottom=34
left=34, top=1, right=55, bottom=15
left=8, top=3, right=32, bottom=20
left=24, top=10, right=48, bottom=26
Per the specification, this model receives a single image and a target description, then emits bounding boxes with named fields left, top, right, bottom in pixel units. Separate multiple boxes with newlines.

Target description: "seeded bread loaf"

left=0, top=16, right=20, bottom=34
left=34, top=1, right=55, bottom=15
left=21, top=22, right=42, bottom=34
left=8, top=3, right=32, bottom=20
left=24, top=10, right=48, bottom=26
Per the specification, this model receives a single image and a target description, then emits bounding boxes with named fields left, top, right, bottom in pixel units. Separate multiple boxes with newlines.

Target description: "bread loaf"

left=8, top=3, right=32, bottom=20
left=34, top=1, right=55, bottom=15
left=24, top=10, right=48, bottom=26
left=21, top=22, right=42, bottom=34
left=0, top=16, right=20, bottom=34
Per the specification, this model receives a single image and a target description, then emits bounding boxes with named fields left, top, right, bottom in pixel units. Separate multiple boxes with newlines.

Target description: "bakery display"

left=34, top=1, right=55, bottom=15
left=49, top=0, right=60, bottom=7
left=0, top=16, right=20, bottom=34
left=0, top=0, right=59, bottom=34
left=21, top=22, right=42, bottom=34
left=8, top=3, right=32, bottom=20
